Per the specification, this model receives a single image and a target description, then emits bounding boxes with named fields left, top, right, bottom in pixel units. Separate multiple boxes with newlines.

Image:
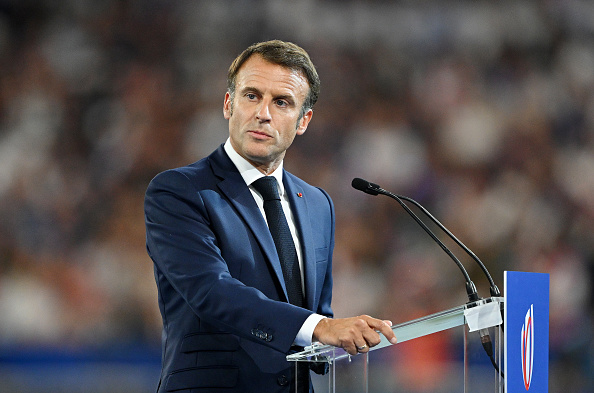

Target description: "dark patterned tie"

left=253, top=176, right=310, bottom=393
left=252, top=176, right=305, bottom=308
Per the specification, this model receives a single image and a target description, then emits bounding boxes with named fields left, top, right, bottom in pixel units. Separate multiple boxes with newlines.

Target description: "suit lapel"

left=209, top=146, right=289, bottom=302
left=284, top=174, right=316, bottom=311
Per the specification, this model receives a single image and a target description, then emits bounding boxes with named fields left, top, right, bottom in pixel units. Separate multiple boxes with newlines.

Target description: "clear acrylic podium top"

left=287, top=297, right=504, bottom=364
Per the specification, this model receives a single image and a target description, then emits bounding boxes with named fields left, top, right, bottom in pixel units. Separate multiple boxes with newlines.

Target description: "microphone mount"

left=351, top=177, right=503, bottom=376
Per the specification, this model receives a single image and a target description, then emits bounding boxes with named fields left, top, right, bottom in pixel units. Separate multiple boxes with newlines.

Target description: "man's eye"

left=246, top=93, right=256, bottom=100
left=276, top=100, right=288, bottom=107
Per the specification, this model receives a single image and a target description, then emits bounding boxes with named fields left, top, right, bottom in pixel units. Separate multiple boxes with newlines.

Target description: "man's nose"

left=256, top=101, right=272, bottom=122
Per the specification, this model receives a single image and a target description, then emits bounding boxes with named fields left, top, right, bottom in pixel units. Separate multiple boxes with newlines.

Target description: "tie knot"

left=252, top=176, right=280, bottom=201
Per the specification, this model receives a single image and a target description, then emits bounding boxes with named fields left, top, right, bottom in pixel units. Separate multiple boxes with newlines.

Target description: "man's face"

left=223, top=55, right=313, bottom=174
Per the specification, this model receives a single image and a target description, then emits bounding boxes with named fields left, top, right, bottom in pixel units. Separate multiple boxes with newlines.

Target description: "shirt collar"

left=224, top=138, right=285, bottom=196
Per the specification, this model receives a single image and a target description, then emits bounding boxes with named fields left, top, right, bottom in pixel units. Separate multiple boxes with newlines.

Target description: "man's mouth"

left=248, top=130, right=272, bottom=139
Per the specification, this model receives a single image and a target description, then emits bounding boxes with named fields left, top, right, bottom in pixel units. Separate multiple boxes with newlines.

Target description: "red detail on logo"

left=521, top=305, right=534, bottom=390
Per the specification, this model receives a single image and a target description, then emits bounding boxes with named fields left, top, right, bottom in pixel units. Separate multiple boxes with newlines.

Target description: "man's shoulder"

left=149, top=157, right=210, bottom=185
left=284, top=171, right=332, bottom=202
left=283, top=171, right=311, bottom=188
left=147, top=145, right=230, bottom=191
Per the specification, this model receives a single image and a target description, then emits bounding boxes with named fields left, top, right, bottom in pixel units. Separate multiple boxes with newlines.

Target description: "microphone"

left=351, top=177, right=480, bottom=302
left=352, top=177, right=501, bottom=371
left=351, top=177, right=500, bottom=297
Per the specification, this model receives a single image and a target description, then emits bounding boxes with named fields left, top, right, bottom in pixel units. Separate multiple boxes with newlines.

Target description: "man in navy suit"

left=144, top=40, right=396, bottom=393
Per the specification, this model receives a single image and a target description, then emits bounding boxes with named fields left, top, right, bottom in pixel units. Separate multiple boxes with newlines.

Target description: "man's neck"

left=223, top=138, right=284, bottom=183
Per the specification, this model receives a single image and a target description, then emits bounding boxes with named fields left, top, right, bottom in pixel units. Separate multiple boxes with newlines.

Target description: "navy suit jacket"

left=144, top=144, right=335, bottom=392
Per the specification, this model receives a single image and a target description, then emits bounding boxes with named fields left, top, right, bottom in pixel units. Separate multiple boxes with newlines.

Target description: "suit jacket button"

left=277, top=375, right=288, bottom=386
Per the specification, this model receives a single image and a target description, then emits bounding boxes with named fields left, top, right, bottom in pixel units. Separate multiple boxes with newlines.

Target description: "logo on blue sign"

left=521, top=304, right=534, bottom=390
left=505, top=271, right=549, bottom=392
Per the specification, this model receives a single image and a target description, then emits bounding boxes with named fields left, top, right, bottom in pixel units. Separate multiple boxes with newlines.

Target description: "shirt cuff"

left=294, top=314, right=327, bottom=347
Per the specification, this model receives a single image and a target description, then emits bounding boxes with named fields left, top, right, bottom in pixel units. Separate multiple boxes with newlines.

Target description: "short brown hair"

left=227, top=40, right=320, bottom=115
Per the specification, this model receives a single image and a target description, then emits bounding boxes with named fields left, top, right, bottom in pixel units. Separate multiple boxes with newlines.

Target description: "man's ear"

left=296, top=108, right=313, bottom=136
left=223, top=92, right=232, bottom=119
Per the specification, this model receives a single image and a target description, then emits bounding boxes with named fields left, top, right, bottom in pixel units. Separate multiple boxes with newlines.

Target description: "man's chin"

left=245, top=149, right=285, bottom=171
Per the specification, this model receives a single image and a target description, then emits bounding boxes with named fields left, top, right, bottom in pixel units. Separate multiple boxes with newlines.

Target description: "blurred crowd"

left=0, top=0, right=592, bottom=392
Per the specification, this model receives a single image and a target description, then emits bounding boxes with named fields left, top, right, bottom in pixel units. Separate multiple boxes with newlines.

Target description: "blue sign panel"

left=504, top=271, right=549, bottom=392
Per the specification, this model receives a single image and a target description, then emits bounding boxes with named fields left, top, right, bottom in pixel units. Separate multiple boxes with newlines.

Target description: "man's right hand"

left=312, top=315, right=397, bottom=356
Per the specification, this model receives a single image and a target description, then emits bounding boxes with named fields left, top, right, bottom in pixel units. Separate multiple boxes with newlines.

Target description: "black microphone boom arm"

left=351, top=177, right=480, bottom=302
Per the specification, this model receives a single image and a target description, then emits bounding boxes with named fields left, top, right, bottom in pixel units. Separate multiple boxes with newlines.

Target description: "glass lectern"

left=287, top=297, right=504, bottom=393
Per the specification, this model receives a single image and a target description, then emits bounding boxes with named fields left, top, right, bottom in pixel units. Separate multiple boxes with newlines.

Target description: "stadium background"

left=0, top=1, right=592, bottom=392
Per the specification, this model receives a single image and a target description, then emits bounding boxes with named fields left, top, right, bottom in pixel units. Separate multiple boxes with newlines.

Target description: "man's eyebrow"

left=274, top=94, right=296, bottom=104
left=240, top=86, right=262, bottom=95
left=240, top=86, right=296, bottom=104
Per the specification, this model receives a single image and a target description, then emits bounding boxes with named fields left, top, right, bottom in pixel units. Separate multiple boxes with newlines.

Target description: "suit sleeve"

left=144, top=169, right=312, bottom=354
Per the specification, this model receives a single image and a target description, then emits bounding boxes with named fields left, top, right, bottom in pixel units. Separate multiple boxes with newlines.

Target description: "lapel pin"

left=297, top=192, right=303, bottom=198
